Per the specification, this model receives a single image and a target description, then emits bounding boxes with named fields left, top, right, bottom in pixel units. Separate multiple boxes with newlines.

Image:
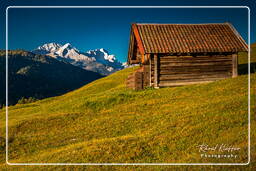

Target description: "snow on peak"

left=86, top=48, right=117, bottom=63
left=54, top=43, right=80, bottom=57
left=32, top=42, right=124, bottom=75
left=99, top=48, right=107, bottom=53
left=106, top=54, right=115, bottom=63
left=37, top=42, right=76, bottom=52
left=36, top=42, right=62, bottom=53
left=62, top=43, right=72, bottom=49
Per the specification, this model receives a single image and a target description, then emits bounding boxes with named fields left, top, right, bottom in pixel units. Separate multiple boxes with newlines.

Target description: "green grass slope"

left=0, top=44, right=255, bottom=170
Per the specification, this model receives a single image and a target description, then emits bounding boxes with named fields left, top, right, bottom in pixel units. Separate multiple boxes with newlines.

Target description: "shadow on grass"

left=238, top=62, right=256, bottom=75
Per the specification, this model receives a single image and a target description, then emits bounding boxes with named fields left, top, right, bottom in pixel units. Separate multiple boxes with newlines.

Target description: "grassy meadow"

left=0, top=43, right=255, bottom=170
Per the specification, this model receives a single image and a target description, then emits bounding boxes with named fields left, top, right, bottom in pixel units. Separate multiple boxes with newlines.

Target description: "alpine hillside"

left=0, top=44, right=255, bottom=170
left=0, top=50, right=102, bottom=106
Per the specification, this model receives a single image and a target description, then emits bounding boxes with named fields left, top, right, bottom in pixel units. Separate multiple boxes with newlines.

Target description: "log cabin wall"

left=142, top=64, right=150, bottom=87
left=126, top=70, right=143, bottom=90
left=126, top=65, right=151, bottom=90
left=150, top=54, right=234, bottom=87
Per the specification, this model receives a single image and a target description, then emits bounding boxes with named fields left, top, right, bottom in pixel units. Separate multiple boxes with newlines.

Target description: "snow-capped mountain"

left=32, top=43, right=124, bottom=75
left=33, top=43, right=62, bottom=55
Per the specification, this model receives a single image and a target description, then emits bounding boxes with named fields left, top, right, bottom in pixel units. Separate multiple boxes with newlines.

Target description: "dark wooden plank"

left=159, top=68, right=232, bottom=72
left=129, top=59, right=141, bottom=64
left=159, top=76, right=228, bottom=84
left=159, top=59, right=232, bottom=63
left=144, top=54, right=150, bottom=64
left=160, top=62, right=232, bottom=67
left=159, top=73, right=231, bottom=80
left=154, top=54, right=159, bottom=88
left=160, top=55, right=232, bottom=59
left=159, top=76, right=230, bottom=82
left=159, top=67, right=232, bottom=72
left=159, top=59, right=232, bottom=62
left=158, top=80, right=215, bottom=87
left=232, top=53, right=238, bottom=77
left=159, top=61, right=232, bottom=65
left=158, top=71, right=232, bottom=75
left=149, top=56, right=152, bottom=86
left=154, top=60, right=232, bottom=65
left=159, top=65, right=232, bottom=69
left=159, top=71, right=232, bottom=75
left=158, top=68, right=232, bottom=73
left=159, top=68, right=232, bottom=73
left=159, top=55, right=232, bottom=58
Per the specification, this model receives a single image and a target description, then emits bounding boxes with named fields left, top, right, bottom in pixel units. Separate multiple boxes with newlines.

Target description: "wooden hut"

left=126, top=23, right=247, bottom=90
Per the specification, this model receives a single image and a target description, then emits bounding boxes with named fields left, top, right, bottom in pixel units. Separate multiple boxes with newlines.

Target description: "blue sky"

left=1, top=0, right=255, bottom=62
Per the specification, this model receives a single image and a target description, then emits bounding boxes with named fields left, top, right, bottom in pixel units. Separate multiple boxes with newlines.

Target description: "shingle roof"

left=134, top=23, right=247, bottom=54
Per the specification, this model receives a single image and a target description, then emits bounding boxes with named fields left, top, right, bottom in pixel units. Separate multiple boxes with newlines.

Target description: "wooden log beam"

left=142, top=64, right=149, bottom=88
left=160, top=62, right=232, bottom=67
left=159, top=81, right=214, bottom=87
left=159, top=73, right=231, bottom=80
left=154, top=54, right=159, bottom=88
left=129, top=59, right=140, bottom=64
left=149, top=56, right=152, bottom=87
left=232, top=53, right=238, bottom=77
left=143, top=54, right=150, bottom=64
left=126, top=69, right=144, bottom=90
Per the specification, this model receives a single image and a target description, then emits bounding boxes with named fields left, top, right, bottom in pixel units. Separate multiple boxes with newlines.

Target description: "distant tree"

left=0, top=104, right=5, bottom=109
left=17, top=97, right=38, bottom=104
left=17, top=97, right=26, bottom=104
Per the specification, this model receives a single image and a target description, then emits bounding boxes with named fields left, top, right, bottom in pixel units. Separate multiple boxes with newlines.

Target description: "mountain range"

left=0, top=43, right=127, bottom=106
left=0, top=50, right=102, bottom=106
left=32, top=43, right=125, bottom=75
